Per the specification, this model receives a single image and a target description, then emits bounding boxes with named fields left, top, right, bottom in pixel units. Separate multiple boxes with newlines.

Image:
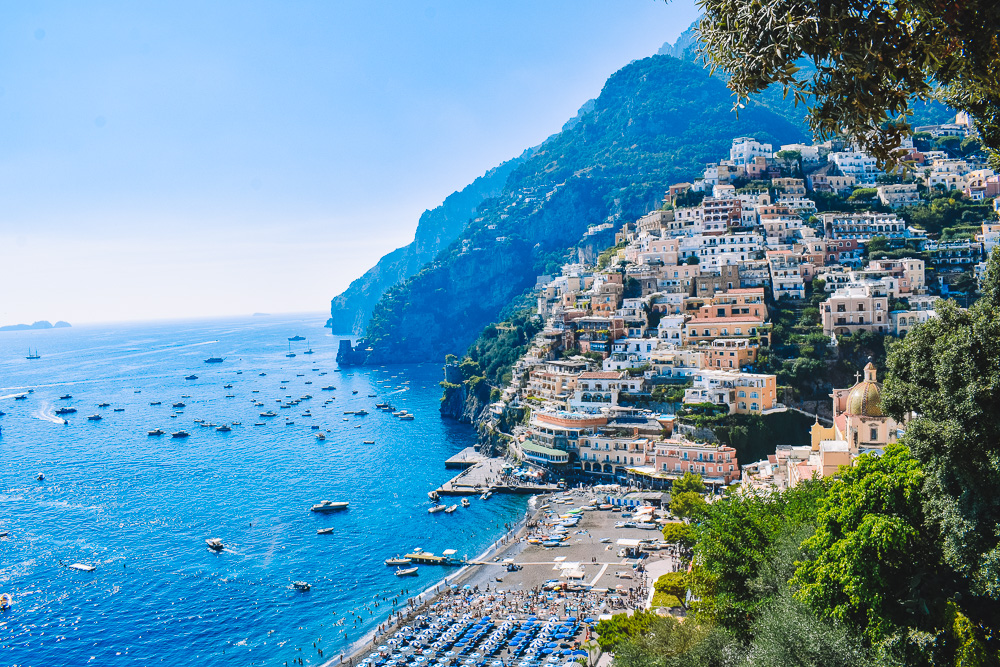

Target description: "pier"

left=434, top=455, right=560, bottom=497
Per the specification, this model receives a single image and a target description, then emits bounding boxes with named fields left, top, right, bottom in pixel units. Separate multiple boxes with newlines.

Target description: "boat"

left=316, top=527, right=335, bottom=535
left=259, top=411, right=277, bottom=417
left=428, top=491, right=439, bottom=501
left=172, top=431, right=190, bottom=438
left=205, top=538, right=224, bottom=551
left=204, top=357, right=224, bottom=363
left=254, top=422, right=265, bottom=426
left=444, top=505, right=458, bottom=514
left=113, top=408, right=125, bottom=412
left=427, top=505, right=446, bottom=514
left=288, top=335, right=305, bottom=341
left=394, top=567, right=419, bottom=577
left=399, top=413, right=414, bottom=420
left=302, top=340, right=314, bottom=355
left=67, top=563, right=96, bottom=572
left=172, top=402, right=186, bottom=408
left=148, top=429, right=165, bottom=436
left=352, top=390, right=358, bottom=394
left=36, top=472, right=45, bottom=481
left=14, top=394, right=27, bottom=401
left=149, top=401, right=161, bottom=406
left=367, top=394, right=376, bottom=398
left=286, top=341, right=296, bottom=358
left=362, top=440, right=375, bottom=444
left=354, top=409, right=369, bottom=416
left=480, top=490, right=492, bottom=500
left=321, top=385, right=335, bottom=391
left=292, top=581, right=311, bottom=591
left=231, top=421, right=241, bottom=425
left=316, top=433, right=326, bottom=440
left=26, top=348, right=41, bottom=360
left=0, top=593, right=11, bottom=609
left=375, top=403, right=389, bottom=409
left=385, top=557, right=412, bottom=566
left=97, top=402, right=110, bottom=408
left=59, top=395, right=72, bottom=400
left=461, top=498, right=471, bottom=508
left=216, top=425, right=231, bottom=432
left=87, top=414, right=102, bottom=421
left=223, top=384, right=233, bottom=389
left=185, top=374, right=198, bottom=380
left=310, top=501, right=349, bottom=513
left=259, top=372, right=267, bottom=376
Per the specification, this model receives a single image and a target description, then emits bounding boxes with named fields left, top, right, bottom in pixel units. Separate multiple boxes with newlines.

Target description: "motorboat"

left=149, top=401, right=161, bottom=406
left=316, top=527, right=335, bottom=535
left=205, top=538, right=224, bottom=551
left=428, top=491, right=439, bottom=501
left=362, top=440, right=375, bottom=444
left=259, top=411, right=277, bottom=417
left=185, top=375, right=198, bottom=380
left=480, top=490, right=492, bottom=500
left=428, top=505, right=446, bottom=514
left=216, top=425, right=231, bottom=432
left=399, top=414, right=414, bottom=420
left=223, top=384, right=233, bottom=389
left=204, top=357, right=224, bottom=363
left=292, top=581, right=311, bottom=591
left=36, top=472, right=45, bottom=481
left=321, top=385, right=335, bottom=391
left=354, top=409, right=368, bottom=416
left=14, top=394, right=27, bottom=401
left=352, top=390, right=358, bottom=394
left=148, top=429, right=165, bottom=436
left=54, top=407, right=77, bottom=415
left=59, top=395, right=72, bottom=400
left=461, top=498, right=471, bottom=508
left=113, top=408, right=125, bottom=412
left=87, top=414, right=102, bottom=421
left=97, top=402, right=110, bottom=408
left=310, top=501, right=349, bottom=513
left=394, top=567, right=419, bottom=577
left=288, top=335, right=305, bottom=341
left=385, top=557, right=412, bottom=566
left=316, top=433, right=326, bottom=440
left=375, top=403, right=389, bottom=409
left=444, top=505, right=458, bottom=514
left=172, top=431, right=190, bottom=438
left=259, top=372, right=267, bottom=376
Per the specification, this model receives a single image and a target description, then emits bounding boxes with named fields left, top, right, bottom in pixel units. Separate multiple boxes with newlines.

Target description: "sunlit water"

left=0, top=315, right=527, bottom=666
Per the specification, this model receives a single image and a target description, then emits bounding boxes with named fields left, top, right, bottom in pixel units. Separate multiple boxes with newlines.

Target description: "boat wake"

left=33, top=403, right=67, bottom=424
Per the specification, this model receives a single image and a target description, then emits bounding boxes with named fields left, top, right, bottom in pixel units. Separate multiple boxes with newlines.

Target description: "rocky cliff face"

left=352, top=54, right=805, bottom=365
left=327, top=153, right=531, bottom=334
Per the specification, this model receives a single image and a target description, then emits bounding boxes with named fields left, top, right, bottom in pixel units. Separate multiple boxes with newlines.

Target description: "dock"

left=403, top=552, right=464, bottom=566
left=444, top=447, right=487, bottom=470
left=434, top=455, right=560, bottom=496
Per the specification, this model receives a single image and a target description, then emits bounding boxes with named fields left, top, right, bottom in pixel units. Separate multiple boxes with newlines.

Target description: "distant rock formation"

left=0, top=320, right=71, bottom=332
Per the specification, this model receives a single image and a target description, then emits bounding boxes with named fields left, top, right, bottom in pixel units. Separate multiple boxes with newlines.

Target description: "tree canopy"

left=693, top=0, right=1000, bottom=167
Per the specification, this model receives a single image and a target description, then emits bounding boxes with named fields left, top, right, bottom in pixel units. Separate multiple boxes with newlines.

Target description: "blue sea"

left=0, top=315, right=528, bottom=667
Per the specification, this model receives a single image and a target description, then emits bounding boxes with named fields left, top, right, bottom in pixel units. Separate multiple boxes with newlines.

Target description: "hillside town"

left=475, top=120, right=998, bottom=495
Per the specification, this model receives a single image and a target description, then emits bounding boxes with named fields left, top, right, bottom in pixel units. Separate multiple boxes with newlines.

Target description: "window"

left=738, top=390, right=746, bottom=398
left=751, top=392, right=758, bottom=398
left=870, top=427, right=879, bottom=441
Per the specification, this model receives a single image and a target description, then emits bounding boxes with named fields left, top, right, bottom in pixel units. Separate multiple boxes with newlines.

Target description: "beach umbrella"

left=541, top=649, right=554, bottom=655
left=583, top=618, right=594, bottom=624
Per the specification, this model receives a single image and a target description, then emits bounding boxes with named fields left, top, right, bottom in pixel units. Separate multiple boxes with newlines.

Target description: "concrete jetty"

left=435, top=455, right=560, bottom=496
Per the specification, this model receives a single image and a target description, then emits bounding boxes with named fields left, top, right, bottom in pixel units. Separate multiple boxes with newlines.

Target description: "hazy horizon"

left=0, top=0, right=699, bottom=326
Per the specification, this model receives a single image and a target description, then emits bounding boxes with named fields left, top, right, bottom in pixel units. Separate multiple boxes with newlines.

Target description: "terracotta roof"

left=579, top=371, right=624, bottom=379
left=687, top=316, right=766, bottom=324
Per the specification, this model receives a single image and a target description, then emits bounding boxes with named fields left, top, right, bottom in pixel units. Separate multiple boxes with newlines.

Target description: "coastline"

left=322, top=494, right=551, bottom=667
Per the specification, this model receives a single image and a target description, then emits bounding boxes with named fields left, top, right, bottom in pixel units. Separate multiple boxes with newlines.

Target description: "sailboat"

left=302, top=339, right=314, bottom=355
left=26, top=348, right=40, bottom=360
left=286, top=341, right=296, bottom=358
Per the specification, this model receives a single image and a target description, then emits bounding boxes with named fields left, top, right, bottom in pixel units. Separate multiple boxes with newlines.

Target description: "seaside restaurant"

left=519, top=440, right=570, bottom=467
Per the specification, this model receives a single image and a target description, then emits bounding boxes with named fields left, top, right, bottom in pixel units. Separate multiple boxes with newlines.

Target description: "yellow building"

left=811, top=362, right=898, bottom=455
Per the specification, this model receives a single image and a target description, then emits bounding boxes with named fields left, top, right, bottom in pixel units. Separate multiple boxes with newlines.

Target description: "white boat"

left=205, top=538, right=224, bottom=551
left=399, top=414, right=414, bottom=420
left=427, top=505, right=446, bottom=514
left=310, top=500, right=349, bottom=513
left=394, top=566, right=419, bottom=577
left=385, top=556, right=412, bottom=566
left=292, top=580, right=311, bottom=591
left=317, top=527, right=335, bottom=535
left=67, top=563, right=96, bottom=572
left=461, top=498, right=471, bottom=508
left=444, top=505, right=458, bottom=514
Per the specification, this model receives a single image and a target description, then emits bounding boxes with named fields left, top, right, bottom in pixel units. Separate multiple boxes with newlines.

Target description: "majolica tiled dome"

left=846, top=362, right=884, bottom=417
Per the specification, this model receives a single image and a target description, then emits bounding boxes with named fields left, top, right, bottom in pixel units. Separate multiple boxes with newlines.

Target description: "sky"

left=0, top=0, right=700, bottom=325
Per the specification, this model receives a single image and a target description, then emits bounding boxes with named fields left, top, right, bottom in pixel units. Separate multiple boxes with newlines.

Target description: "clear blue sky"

left=0, top=0, right=699, bottom=325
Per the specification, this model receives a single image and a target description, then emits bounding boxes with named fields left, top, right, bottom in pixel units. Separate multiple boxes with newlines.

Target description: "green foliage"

left=654, top=572, right=690, bottom=605
left=672, top=472, right=706, bottom=495
left=695, top=0, right=1000, bottom=167
left=597, top=242, right=627, bottom=270
left=670, top=491, right=708, bottom=520
left=661, top=522, right=695, bottom=551
left=882, top=250, right=1000, bottom=604
left=594, top=611, right=658, bottom=652
left=848, top=187, right=878, bottom=201
left=900, top=193, right=995, bottom=237
left=622, top=277, right=642, bottom=299
left=607, top=615, right=738, bottom=667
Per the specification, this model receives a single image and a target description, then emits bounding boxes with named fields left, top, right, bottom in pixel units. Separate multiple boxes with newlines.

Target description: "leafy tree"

left=609, top=615, right=739, bottom=667
left=622, top=277, right=642, bottom=299
left=882, top=250, right=1000, bottom=608
left=654, top=572, right=690, bottom=609
left=594, top=611, right=657, bottom=652
left=694, top=1, right=1000, bottom=167
left=791, top=445, right=954, bottom=647
left=661, top=522, right=695, bottom=551
left=672, top=471, right=706, bottom=495
left=670, top=491, right=708, bottom=520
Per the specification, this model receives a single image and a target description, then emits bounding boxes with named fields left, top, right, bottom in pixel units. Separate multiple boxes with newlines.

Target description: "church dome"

left=846, top=362, right=884, bottom=417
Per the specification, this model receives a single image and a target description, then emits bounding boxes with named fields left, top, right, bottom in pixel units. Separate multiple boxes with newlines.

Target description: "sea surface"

left=0, top=314, right=529, bottom=667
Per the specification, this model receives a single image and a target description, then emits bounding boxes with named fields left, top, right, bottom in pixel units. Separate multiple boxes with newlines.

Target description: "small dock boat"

left=54, top=407, right=77, bottom=415
left=97, top=402, right=110, bottom=408
left=427, top=505, right=446, bottom=514
left=216, top=424, right=231, bottom=432
left=68, top=563, right=96, bottom=572
left=461, top=498, right=471, bottom=508
left=394, top=566, right=418, bottom=577
left=172, top=402, right=186, bottom=408
left=149, top=401, right=161, bottom=406
left=399, top=413, right=414, bottom=420
left=316, top=527, right=335, bottom=535
left=59, top=395, right=72, bottom=400
left=428, top=491, right=439, bottom=501
left=113, top=408, right=125, bottom=412
left=185, top=375, right=198, bottom=380
left=148, top=429, right=165, bottom=436
left=444, top=505, right=458, bottom=514
left=316, top=433, right=326, bottom=440
left=362, top=440, right=375, bottom=444
left=172, top=431, right=190, bottom=438
left=204, top=357, right=224, bottom=363
left=87, top=414, right=102, bottom=421
left=205, top=538, right=224, bottom=551
left=292, top=581, right=311, bottom=591
left=36, top=472, right=45, bottom=481
left=385, top=556, right=412, bottom=566
left=310, top=500, right=349, bottom=513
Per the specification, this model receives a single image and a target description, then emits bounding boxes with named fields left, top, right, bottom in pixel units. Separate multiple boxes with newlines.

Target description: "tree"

left=672, top=471, right=706, bottom=495
left=670, top=491, right=708, bottom=520
left=654, top=572, right=690, bottom=608
left=661, top=522, right=695, bottom=551
left=593, top=610, right=657, bottom=652
left=791, top=445, right=954, bottom=647
left=882, top=250, right=1000, bottom=609
left=694, top=1, right=1000, bottom=167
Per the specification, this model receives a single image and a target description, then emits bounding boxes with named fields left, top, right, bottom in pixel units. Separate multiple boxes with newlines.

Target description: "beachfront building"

left=648, top=440, right=741, bottom=487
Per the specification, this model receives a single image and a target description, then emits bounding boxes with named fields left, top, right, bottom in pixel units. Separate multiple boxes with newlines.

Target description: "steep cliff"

left=327, top=152, right=530, bottom=334
left=353, top=54, right=806, bottom=365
